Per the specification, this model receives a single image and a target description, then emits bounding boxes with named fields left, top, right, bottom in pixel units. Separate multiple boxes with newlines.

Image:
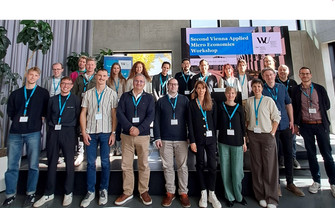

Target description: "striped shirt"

left=81, top=86, right=118, bottom=134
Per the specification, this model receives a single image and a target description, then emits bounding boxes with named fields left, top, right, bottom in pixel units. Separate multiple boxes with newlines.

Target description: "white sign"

left=252, top=32, right=282, bottom=54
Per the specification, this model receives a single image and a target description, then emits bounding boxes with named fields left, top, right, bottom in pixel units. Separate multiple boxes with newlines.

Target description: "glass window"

left=239, top=20, right=299, bottom=30
left=191, top=20, right=218, bottom=28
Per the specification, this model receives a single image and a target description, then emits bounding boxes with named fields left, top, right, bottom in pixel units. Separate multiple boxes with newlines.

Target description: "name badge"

left=227, top=129, right=235, bottom=135
left=309, top=108, right=316, bottom=114
left=55, top=124, right=62, bottom=130
left=206, top=130, right=212, bottom=137
left=184, top=90, right=190, bottom=95
left=19, top=116, right=28, bottom=122
left=171, top=119, right=178, bottom=125
left=95, top=113, right=102, bottom=120
left=132, top=117, right=140, bottom=123
left=254, top=127, right=262, bottom=134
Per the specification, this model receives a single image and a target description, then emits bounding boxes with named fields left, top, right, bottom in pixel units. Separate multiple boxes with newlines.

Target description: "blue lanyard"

left=265, top=84, right=278, bottom=102
left=132, top=95, right=143, bottom=117
left=277, top=78, right=289, bottom=91
left=160, top=74, right=168, bottom=94
left=23, top=85, right=37, bottom=116
left=83, top=74, right=94, bottom=92
left=95, top=87, right=106, bottom=112
left=77, top=69, right=86, bottom=76
left=52, top=77, right=61, bottom=95
left=196, top=98, right=209, bottom=131
left=254, top=95, right=264, bottom=126
left=182, top=73, right=190, bottom=85
left=300, top=83, right=314, bottom=106
left=167, top=94, right=178, bottom=119
left=200, top=73, right=209, bottom=83
left=222, top=103, right=239, bottom=129
left=113, top=78, right=120, bottom=94
left=240, top=74, right=246, bottom=87
left=58, top=92, right=71, bottom=124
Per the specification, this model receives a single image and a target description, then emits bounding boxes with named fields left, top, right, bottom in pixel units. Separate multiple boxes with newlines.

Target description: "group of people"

left=2, top=55, right=335, bottom=208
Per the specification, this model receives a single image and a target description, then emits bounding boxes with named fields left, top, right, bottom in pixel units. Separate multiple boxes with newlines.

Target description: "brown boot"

left=140, top=191, right=152, bottom=206
left=161, top=192, right=175, bottom=207
left=180, top=193, right=191, bottom=208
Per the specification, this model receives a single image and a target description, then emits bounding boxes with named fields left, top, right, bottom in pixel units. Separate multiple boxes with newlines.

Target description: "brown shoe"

left=140, top=191, right=152, bottom=205
left=180, top=193, right=191, bottom=208
left=286, top=183, right=305, bottom=197
left=115, top=194, right=133, bottom=205
left=161, top=192, right=175, bottom=207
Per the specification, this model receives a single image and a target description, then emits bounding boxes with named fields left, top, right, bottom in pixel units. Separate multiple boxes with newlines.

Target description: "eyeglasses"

left=299, top=73, right=311, bottom=76
left=52, top=68, right=62, bottom=71
left=60, top=82, right=73, bottom=86
left=134, top=80, right=145, bottom=84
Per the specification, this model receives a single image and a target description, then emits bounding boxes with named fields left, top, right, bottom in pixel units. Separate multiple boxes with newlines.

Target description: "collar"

left=167, top=93, right=178, bottom=99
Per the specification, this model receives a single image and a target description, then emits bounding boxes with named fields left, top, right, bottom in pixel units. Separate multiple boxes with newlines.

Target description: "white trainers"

left=33, top=194, right=54, bottom=207
left=267, top=204, right=277, bottom=208
left=330, top=184, right=335, bottom=198
left=259, top=200, right=267, bottom=208
left=63, top=193, right=73, bottom=206
left=208, top=191, right=222, bottom=208
left=308, top=182, right=321, bottom=194
left=199, top=190, right=207, bottom=207
left=74, top=153, right=84, bottom=166
left=99, top=189, right=108, bottom=205
left=80, top=191, right=95, bottom=208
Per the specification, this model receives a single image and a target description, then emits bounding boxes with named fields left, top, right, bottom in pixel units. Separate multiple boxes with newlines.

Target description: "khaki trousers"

left=121, top=133, right=150, bottom=195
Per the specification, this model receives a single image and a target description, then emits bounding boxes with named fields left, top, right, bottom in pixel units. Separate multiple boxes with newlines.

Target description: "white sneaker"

left=199, top=190, right=207, bottom=207
left=80, top=191, right=95, bottom=208
left=74, top=153, right=84, bottom=167
left=267, top=204, right=277, bottom=208
left=63, top=193, right=73, bottom=206
left=99, top=189, right=108, bottom=205
left=308, top=182, right=321, bottom=194
left=331, top=184, right=335, bottom=198
left=259, top=200, right=267, bottom=208
left=208, top=191, right=221, bottom=208
left=33, top=194, right=54, bottom=207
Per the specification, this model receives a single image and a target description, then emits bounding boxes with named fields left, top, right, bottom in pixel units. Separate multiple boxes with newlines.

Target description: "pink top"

left=70, top=70, right=86, bottom=82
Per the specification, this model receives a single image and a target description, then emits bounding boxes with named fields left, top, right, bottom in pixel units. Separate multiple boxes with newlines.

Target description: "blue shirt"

left=262, top=83, right=291, bottom=130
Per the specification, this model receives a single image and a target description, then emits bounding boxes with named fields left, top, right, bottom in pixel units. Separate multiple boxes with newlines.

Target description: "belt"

left=302, top=120, right=322, bottom=124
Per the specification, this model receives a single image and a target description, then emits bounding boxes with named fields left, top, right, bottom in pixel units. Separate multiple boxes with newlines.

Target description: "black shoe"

left=23, top=194, right=36, bottom=207
left=238, top=197, right=247, bottom=206
left=225, top=200, right=234, bottom=207
left=2, top=196, right=16, bottom=206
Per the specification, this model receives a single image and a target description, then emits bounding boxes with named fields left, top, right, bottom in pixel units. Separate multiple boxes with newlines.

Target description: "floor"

left=1, top=135, right=335, bottom=208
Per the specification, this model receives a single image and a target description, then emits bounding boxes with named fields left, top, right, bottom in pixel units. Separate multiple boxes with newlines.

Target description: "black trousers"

left=45, top=126, right=76, bottom=195
left=195, top=141, right=217, bottom=191
left=275, top=127, right=293, bottom=184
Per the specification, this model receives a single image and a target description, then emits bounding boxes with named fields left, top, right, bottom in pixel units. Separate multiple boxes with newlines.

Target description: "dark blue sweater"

left=117, top=90, right=155, bottom=136
left=153, top=94, right=190, bottom=141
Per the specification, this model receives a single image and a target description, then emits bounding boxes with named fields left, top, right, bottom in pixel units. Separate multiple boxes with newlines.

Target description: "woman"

left=188, top=80, right=221, bottom=208
left=125, top=61, right=152, bottom=93
left=219, top=64, right=241, bottom=92
left=107, top=63, right=126, bottom=156
left=217, top=87, right=247, bottom=207
left=259, top=55, right=276, bottom=81
left=245, top=79, right=281, bottom=208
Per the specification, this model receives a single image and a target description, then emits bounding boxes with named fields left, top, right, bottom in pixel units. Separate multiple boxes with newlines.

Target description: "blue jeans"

left=86, top=133, right=111, bottom=192
left=5, top=131, right=41, bottom=197
left=300, top=123, right=335, bottom=185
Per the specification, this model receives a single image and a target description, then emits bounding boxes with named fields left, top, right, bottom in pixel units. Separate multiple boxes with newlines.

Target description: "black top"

left=275, top=76, right=297, bottom=98
left=117, top=90, right=155, bottom=136
left=152, top=73, right=171, bottom=102
left=7, top=86, right=49, bottom=134
left=174, top=71, right=195, bottom=96
left=191, top=73, right=218, bottom=93
left=153, top=94, right=190, bottom=141
left=291, top=82, right=331, bottom=131
left=217, top=101, right=245, bottom=146
left=47, top=93, right=81, bottom=127
left=188, top=99, right=217, bottom=145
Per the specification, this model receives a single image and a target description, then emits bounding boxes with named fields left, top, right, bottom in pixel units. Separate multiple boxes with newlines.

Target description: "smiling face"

left=95, top=70, right=108, bottom=86
left=182, top=60, right=190, bottom=73
left=278, top=65, right=289, bottom=80
left=112, top=64, right=121, bottom=76
left=135, top=63, right=143, bottom=74
left=224, top=65, right=233, bottom=78
left=199, top=60, right=209, bottom=75
left=86, top=60, right=96, bottom=73
left=133, top=74, right=146, bottom=91
left=237, top=61, right=247, bottom=74
left=60, top=78, right=73, bottom=95
left=78, top=57, right=86, bottom=70
left=299, top=68, right=312, bottom=84
left=252, top=82, right=263, bottom=96
left=161, top=63, right=170, bottom=76
left=52, top=63, right=64, bottom=78
left=26, top=70, right=40, bottom=85
left=167, top=78, right=178, bottom=95
left=262, top=69, right=276, bottom=86
left=195, top=82, right=207, bottom=98
left=263, top=56, right=275, bottom=69
left=225, top=87, right=237, bottom=101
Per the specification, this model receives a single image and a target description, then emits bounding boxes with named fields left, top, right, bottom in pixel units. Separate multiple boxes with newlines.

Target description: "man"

left=292, top=66, right=335, bottom=197
left=72, top=57, right=97, bottom=166
left=79, top=69, right=118, bottom=207
left=262, top=68, right=305, bottom=197
left=174, top=58, right=195, bottom=97
left=152, top=61, right=172, bottom=102
left=115, top=73, right=155, bottom=206
left=191, top=59, right=217, bottom=93
left=70, top=55, right=87, bottom=83
left=276, top=64, right=301, bottom=169
left=43, top=62, right=64, bottom=96
left=33, top=77, right=81, bottom=207
left=236, top=59, right=253, bottom=106
left=154, top=78, right=191, bottom=207
left=2, top=67, right=49, bottom=207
